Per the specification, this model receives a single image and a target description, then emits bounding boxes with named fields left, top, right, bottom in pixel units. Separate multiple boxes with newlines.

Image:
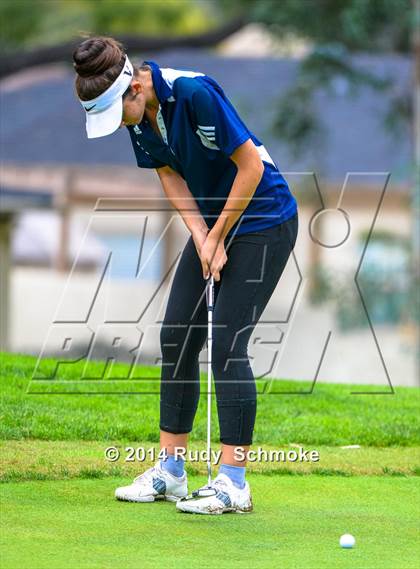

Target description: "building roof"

left=0, top=50, right=412, bottom=187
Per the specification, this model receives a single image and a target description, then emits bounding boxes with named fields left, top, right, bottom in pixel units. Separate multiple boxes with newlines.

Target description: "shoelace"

left=133, top=465, right=158, bottom=484
left=212, top=478, right=229, bottom=491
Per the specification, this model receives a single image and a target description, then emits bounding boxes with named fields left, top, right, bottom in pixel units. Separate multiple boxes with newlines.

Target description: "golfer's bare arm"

left=210, top=139, right=264, bottom=241
left=156, top=139, right=264, bottom=242
left=156, top=165, right=208, bottom=237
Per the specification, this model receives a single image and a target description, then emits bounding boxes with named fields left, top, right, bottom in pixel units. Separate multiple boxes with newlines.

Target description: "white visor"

left=79, top=55, right=134, bottom=139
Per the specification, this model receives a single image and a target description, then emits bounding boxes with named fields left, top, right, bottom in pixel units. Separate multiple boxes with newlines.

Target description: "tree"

left=0, top=0, right=46, bottom=51
left=0, top=0, right=244, bottom=77
left=216, top=0, right=417, bottom=320
left=217, top=0, right=411, bottom=156
left=0, top=0, right=220, bottom=53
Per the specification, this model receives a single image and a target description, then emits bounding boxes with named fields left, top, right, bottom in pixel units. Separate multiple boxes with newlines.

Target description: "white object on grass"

left=114, top=461, right=187, bottom=503
left=340, top=534, right=356, bottom=548
left=176, top=473, right=253, bottom=515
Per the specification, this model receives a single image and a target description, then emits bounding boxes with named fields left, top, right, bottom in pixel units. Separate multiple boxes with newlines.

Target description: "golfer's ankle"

left=160, top=453, right=185, bottom=478
left=219, top=464, right=246, bottom=489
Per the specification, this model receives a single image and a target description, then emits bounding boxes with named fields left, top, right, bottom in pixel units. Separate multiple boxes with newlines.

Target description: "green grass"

left=1, top=353, right=419, bottom=446
left=1, top=441, right=419, bottom=482
left=1, top=352, right=419, bottom=569
left=1, top=476, right=419, bottom=569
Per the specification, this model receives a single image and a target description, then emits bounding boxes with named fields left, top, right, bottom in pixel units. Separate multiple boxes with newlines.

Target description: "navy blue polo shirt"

left=127, top=61, right=297, bottom=237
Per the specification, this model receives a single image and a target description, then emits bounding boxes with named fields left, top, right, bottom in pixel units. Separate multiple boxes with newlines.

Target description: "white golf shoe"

left=115, top=461, right=188, bottom=503
left=176, top=472, right=253, bottom=515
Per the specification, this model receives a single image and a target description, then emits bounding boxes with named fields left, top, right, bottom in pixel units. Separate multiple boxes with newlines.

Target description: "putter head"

left=178, top=485, right=216, bottom=502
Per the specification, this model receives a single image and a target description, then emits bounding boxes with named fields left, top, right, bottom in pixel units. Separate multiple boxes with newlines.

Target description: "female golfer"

left=73, top=36, right=298, bottom=515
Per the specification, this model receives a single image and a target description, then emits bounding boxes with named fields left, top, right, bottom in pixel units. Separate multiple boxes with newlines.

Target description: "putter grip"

left=205, top=278, right=214, bottom=310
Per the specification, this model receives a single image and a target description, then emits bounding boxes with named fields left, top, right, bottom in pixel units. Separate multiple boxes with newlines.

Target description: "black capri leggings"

left=159, top=212, right=298, bottom=446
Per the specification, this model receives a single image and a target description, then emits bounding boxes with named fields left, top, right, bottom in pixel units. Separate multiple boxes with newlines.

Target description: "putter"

left=205, top=275, right=214, bottom=488
left=179, top=275, right=216, bottom=501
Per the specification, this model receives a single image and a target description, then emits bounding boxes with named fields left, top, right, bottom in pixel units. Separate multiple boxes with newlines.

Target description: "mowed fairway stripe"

left=1, top=441, right=419, bottom=482
left=1, top=476, right=419, bottom=569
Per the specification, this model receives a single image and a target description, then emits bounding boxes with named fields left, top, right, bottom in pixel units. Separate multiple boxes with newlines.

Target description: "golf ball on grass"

left=340, top=534, right=356, bottom=548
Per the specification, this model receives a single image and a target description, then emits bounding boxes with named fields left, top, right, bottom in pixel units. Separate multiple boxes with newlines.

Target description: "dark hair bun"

left=73, top=36, right=124, bottom=78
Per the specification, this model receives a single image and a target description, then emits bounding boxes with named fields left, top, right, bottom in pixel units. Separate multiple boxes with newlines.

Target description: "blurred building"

left=0, top=49, right=416, bottom=386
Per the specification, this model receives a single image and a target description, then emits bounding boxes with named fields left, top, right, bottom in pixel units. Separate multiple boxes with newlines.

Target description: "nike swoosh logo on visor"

left=85, top=104, right=96, bottom=112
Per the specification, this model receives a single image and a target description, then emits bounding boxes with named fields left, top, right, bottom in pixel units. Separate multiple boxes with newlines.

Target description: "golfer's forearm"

left=210, top=139, right=264, bottom=241
left=211, top=164, right=264, bottom=240
left=156, top=166, right=208, bottom=235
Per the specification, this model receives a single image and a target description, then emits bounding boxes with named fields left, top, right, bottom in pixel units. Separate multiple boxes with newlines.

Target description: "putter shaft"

left=205, top=276, right=214, bottom=487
